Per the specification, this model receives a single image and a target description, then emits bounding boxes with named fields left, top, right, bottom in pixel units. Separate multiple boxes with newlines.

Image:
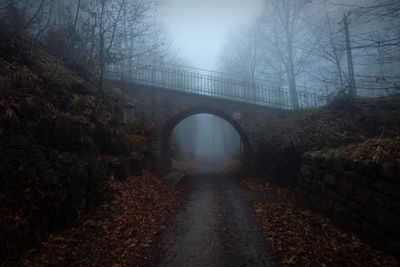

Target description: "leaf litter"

left=243, top=178, right=398, bottom=267
left=16, top=172, right=186, bottom=267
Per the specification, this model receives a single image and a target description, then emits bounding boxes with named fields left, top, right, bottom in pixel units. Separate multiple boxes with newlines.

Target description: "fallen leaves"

left=253, top=202, right=398, bottom=267
left=271, top=97, right=400, bottom=153
left=314, top=137, right=400, bottom=165
left=260, top=97, right=400, bottom=184
left=244, top=177, right=398, bottom=266
left=15, top=172, right=186, bottom=267
left=125, top=134, right=147, bottom=145
left=171, top=160, right=198, bottom=173
left=223, top=158, right=242, bottom=172
left=242, top=177, right=299, bottom=200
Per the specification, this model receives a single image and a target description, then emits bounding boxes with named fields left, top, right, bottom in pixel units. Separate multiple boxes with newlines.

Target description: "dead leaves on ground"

left=244, top=177, right=398, bottom=266
left=17, top=172, right=186, bottom=267
left=242, top=177, right=299, bottom=200
left=270, top=97, right=400, bottom=153
left=315, top=137, right=400, bottom=165
left=253, top=202, right=398, bottom=266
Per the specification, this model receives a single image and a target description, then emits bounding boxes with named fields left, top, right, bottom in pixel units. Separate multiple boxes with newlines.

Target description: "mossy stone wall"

left=300, top=151, right=400, bottom=257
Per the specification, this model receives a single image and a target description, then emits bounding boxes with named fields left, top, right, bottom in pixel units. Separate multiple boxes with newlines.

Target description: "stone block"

left=315, top=181, right=326, bottom=192
left=373, top=180, right=400, bottom=200
left=304, top=195, right=317, bottom=208
left=386, top=235, right=400, bottom=256
left=311, top=198, right=328, bottom=212
left=327, top=190, right=343, bottom=201
left=315, top=186, right=329, bottom=199
left=300, top=164, right=313, bottom=177
left=302, top=153, right=314, bottom=163
left=301, top=174, right=313, bottom=185
left=390, top=198, right=400, bottom=214
left=344, top=171, right=362, bottom=185
left=325, top=199, right=335, bottom=212
left=331, top=191, right=347, bottom=206
left=315, top=169, right=327, bottom=178
left=344, top=219, right=361, bottom=234
left=380, top=162, right=395, bottom=181
left=331, top=164, right=345, bottom=174
left=359, top=173, right=377, bottom=187
left=372, top=179, right=385, bottom=191
left=333, top=204, right=350, bottom=226
left=349, top=159, right=366, bottom=173
left=348, top=200, right=376, bottom=221
left=384, top=183, right=400, bottom=200
left=395, top=164, right=400, bottom=182
left=337, top=177, right=354, bottom=195
left=331, top=150, right=344, bottom=166
left=332, top=202, right=360, bottom=233
left=353, top=185, right=372, bottom=205
left=360, top=222, right=386, bottom=246
left=323, top=174, right=336, bottom=186
left=363, top=160, right=380, bottom=177
left=302, top=183, right=314, bottom=193
left=348, top=200, right=362, bottom=212
left=376, top=210, right=400, bottom=237
left=350, top=210, right=362, bottom=223
left=370, top=193, right=389, bottom=209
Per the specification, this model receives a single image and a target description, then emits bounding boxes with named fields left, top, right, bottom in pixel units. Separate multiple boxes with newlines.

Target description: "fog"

left=158, top=0, right=264, bottom=70
left=1, top=1, right=400, bottom=263
left=170, top=114, right=243, bottom=173
left=6, top=0, right=399, bottom=102
left=3, top=0, right=399, bottom=168
left=158, top=0, right=400, bottom=101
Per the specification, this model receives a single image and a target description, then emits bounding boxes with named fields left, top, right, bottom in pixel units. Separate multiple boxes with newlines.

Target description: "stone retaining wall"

left=299, top=152, right=400, bottom=257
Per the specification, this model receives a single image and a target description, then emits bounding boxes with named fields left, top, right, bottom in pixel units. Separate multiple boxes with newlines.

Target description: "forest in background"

left=3, top=0, right=399, bottom=109
left=219, top=0, right=400, bottom=108
left=0, top=0, right=183, bottom=93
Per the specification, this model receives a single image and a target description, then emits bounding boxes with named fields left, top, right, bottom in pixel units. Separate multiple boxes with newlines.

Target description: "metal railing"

left=106, top=62, right=329, bottom=110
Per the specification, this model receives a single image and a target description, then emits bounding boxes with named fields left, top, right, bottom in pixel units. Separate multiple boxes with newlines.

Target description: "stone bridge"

left=114, top=81, right=291, bottom=175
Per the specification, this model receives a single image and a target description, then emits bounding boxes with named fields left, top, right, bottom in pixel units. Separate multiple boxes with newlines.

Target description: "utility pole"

left=343, top=12, right=356, bottom=97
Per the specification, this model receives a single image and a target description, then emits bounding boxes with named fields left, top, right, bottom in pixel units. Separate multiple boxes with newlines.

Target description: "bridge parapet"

left=106, top=62, right=329, bottom=110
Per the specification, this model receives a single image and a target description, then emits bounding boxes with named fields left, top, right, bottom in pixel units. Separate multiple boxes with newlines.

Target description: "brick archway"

left=114, top=82, right=290, bottom=175
left=160, top=107, right=252, bottom=173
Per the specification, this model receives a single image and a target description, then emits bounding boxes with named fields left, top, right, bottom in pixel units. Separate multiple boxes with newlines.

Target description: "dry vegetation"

left=260, top=97, right=400, bottom=184
left=254, top=202, right=398, bottom=267
left=0, top=29, right=156, bottom=263
left=11, top=172, right=186, bottom=267
left=242, top=178, right=398, bottom=267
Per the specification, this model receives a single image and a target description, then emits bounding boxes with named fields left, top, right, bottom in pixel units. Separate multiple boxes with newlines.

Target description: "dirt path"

left=158, top=173, right=276, bottom=267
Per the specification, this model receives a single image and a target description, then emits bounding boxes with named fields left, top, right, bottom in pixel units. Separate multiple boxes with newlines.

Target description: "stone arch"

left=160, top=106, right=252, bottom=173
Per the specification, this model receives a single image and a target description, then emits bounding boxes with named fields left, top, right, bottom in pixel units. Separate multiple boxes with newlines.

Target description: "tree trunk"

left=286, top=30, right=299, bottom=109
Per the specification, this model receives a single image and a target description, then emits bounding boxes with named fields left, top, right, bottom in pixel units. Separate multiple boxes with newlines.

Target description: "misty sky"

left=158, top=0, right=264, bottom=70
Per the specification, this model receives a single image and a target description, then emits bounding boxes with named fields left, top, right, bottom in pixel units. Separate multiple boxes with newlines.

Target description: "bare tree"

left=96, top=0, right=125, bottom=92
left=259, top=0, right=315, bottom=108
left=335, top=0, right=400, bottom=96
left=219, top=20, right=265, bottom=84
left=0, top=0, right=174, bottom=92
left=308, top=0, right=346, bottom=94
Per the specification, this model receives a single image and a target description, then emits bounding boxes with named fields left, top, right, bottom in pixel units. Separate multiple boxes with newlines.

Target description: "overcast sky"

left=158, top=0, right=264, bottom=70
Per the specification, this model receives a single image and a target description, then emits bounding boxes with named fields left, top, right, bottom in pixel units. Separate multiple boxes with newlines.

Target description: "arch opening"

left=161, top=108, right=251, bottom=175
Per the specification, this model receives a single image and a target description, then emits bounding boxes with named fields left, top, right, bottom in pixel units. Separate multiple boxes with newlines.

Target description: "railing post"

left=106, top=62, right=334, bottom=110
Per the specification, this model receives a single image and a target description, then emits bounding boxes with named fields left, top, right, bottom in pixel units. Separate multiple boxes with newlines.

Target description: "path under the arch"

left=158, top=173, right=276, bottom=267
